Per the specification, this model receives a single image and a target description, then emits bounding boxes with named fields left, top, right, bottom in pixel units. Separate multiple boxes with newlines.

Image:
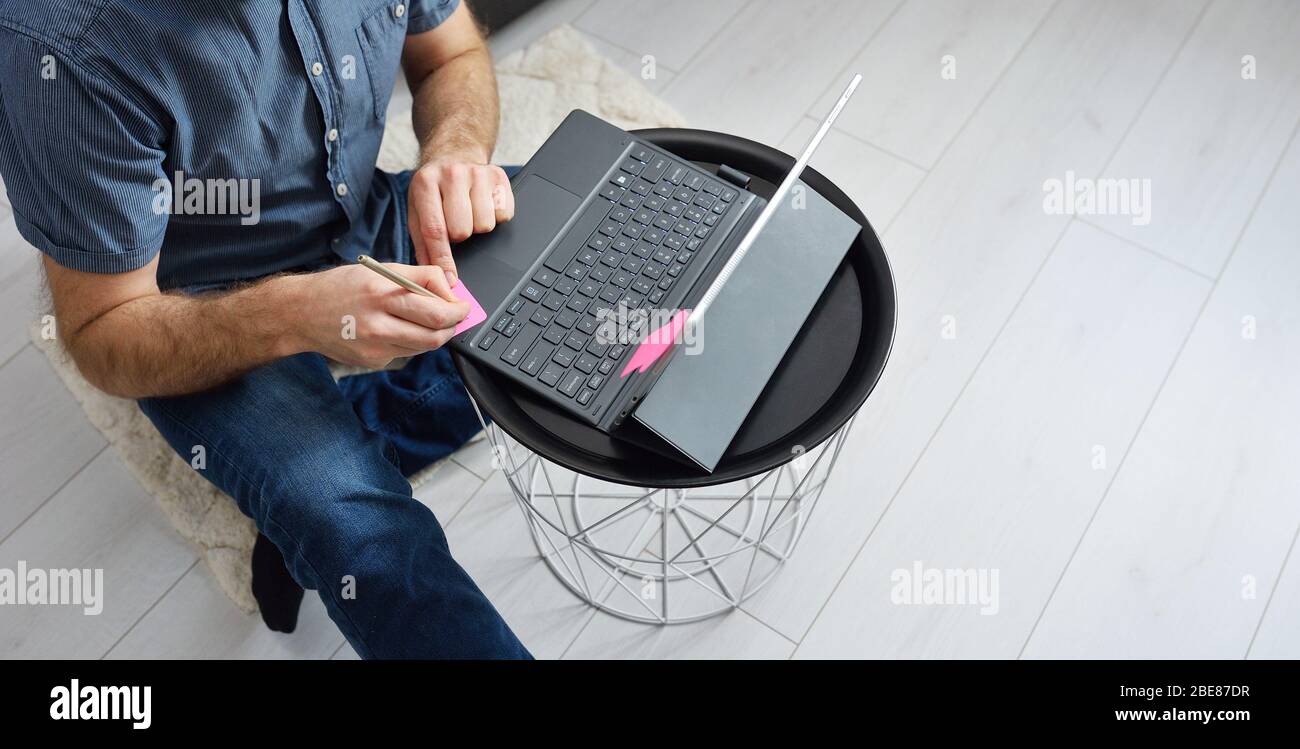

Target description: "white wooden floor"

left=3, top=0, right=1299, bottom=659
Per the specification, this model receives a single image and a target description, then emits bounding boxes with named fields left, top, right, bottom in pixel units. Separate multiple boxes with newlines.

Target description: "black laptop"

left=448, top=109, right=766, bottom=432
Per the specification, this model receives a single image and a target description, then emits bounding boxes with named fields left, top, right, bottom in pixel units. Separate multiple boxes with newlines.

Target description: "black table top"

left=453, top=128, right=896, bottom=488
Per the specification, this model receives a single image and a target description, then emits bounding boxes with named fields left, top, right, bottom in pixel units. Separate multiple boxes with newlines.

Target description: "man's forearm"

left=410, top=46, right=499, bottom=163
left=67, top=275, right=304, bottom=399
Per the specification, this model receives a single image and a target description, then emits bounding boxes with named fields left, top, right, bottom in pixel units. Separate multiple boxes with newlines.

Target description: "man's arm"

left=46, top=255, right=469, bottom=399
left=402, top=2, right=515, bottom=283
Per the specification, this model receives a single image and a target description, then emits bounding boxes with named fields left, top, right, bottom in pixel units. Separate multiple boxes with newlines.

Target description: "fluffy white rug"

left=29, top=26, right=684, bottom=614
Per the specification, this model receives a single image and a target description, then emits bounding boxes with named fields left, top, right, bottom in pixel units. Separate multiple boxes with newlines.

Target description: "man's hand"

left=406, top=154, right=515, bottom=285
left=289, top=262, right=470, bottom=369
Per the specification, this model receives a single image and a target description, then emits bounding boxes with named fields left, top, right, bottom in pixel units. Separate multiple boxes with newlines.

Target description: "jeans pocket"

left=356, top=5, right=407, bottom=123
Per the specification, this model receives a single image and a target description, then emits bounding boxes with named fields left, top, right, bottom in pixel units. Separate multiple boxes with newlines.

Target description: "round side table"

left=454, top=128, right=896, bottom=623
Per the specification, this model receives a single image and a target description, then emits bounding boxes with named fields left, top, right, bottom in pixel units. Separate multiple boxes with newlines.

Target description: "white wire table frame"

left=469, top=399, right=854, bottom=624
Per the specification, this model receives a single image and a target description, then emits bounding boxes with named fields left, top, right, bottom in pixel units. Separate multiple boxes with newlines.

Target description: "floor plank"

left=737, top=0, right=1206, bottom=642
left=796, top=221, right=1208, bottom=658
left=1085, top=0, right=1300, bottom=278
left=106, top=562, right=343, bottom=659
left=0, top=451, right=197, bottom=658
left=574, top=0, right=745, bottom=72
left=1026, top=128, right=1300, bottom=659
left=0, top=346, right=106, bottom=540
left=660, top=0, right=905, bottom=147
left=810, top=0, right=1055, bottom=168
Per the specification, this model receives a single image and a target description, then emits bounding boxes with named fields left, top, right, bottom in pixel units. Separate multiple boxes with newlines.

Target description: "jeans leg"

left=336, top=349, right=483, bottom=478
left=138, top=353, right=531, bottom=659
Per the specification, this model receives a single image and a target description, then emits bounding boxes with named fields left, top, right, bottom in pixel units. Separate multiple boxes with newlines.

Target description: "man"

left=0, top=0, right=531, bottom=659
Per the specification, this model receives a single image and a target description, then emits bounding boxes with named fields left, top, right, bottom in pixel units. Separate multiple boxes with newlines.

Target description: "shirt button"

left=327, top=128, right=339, bottom=142
left=394, top=4, right=406, bottom=17
left=336, top=183, right=348, bottom=197
left=311, top=62, right=323, bottom=76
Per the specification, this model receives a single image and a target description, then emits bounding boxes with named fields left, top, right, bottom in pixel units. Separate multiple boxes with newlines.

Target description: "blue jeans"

left=138, top=168, right=532, bottom=660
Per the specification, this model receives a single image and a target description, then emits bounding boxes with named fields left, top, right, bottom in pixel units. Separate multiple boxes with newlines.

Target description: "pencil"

left=355, top=254, right=445, bottom=300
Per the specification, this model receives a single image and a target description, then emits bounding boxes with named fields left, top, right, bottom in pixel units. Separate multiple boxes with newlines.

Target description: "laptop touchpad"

left=488, top=175, right=581, bottom=272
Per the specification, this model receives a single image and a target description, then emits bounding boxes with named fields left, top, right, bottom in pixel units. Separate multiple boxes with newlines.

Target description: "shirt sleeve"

left=405, top=0, right=461, bottom=35
left=0, top=37, right=168, bottom=274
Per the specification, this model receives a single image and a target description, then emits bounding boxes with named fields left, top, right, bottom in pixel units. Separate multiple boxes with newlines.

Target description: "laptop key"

left=529, top=308, right=553, bottom=327
left=554, top=276, right=577, bottom=295
left=612, top=271, right=633, bottom=288
left=599, top=252, right=621, bottom=268
left=653, top=182, right=674, bottom=198
left=664, top=200, right=686, bottom=217
left=477, top=333, right=497, bottom=350
left=703, top=180, right=722, bottom=196
left=673, top=187, right=693, bottom=203
left=599, top=285, right=621, bottom=304
left=620, top=157, right=644, bottom=175
left=555, top=308, right=579, bottom=328
left=588, top=340, right=610, bottom=357
left=642, top=262, right=663, bottom=280
left=630, top=179, right=652, bottom=196
left=576, top=388, right=595, bottom=406
left=630, top=146, right=652, bottom=162
left=564, top=330, right=589, bottom=350
left=648, top=289, right=664, bottom=304
left=578, top=278, right=601, bottom=297
left=598, top=220, right=620, bottom=237
left=542, top=324, right=566, bottom=345
left=542, top=291, right=567, bottom=311
left=632, top=277, right=653, bottom=295
left=720, top=187, right=738, bottom=202
left=665, top=164, right=687, bottom=185
left=576, top=248, right=599, bottom=266
left=589, top=265, right=611, bottom=283
left=632, top=241, right=654, bottom=259
left=565, top=262, right=587, bottom=280
left=597, top=360, right=614, bottom=375
left=578, top=315, right=600, bottom=335
left=538, top=361, right=565, bottom=388
left=653, top=248, right=675, bottom=265
left=507, top=298, right=526, bottom=315
left=643, top=228, right=664, bottom=245
left=642, top=157, right=669, bottom=183
left=574, top=353, right=599, bottom=374
left=663, top=233, right=684, bottom=251
left=500, top=325, right=541, bottom=367
left=619, top=192, right=641, bottom=210
left=621, top=223, right=643, bottom=240
left=599, top=184, right=622, bottom=201
left=558, top=371, right=584, bottom=398
left=610, top=172, right=632, bottom=189
left=633, top=208, right=654, bottom=225
left=532, top=268, right=557, bottom=288
left=608, top=206, right=632, bottom=223
left=684, top=172, right=705, bottom=191
left=552, top=347, right=575, bottom=367
left=520, top=344, right=553, bottom=376
left=521, top=283, right=544, bottom=302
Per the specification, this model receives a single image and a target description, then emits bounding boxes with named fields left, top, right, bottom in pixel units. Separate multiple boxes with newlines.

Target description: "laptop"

left=449, top=78, right=858, bottom=435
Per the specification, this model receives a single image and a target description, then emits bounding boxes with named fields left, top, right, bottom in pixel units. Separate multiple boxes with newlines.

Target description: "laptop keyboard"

left=474, top=145, right=742, bottom=413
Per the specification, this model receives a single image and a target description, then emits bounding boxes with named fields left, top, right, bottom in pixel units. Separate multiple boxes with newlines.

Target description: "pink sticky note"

left=451, top=279, right=487, bottom=335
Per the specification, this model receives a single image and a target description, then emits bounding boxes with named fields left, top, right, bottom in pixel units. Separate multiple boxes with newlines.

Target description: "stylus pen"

left=355, top=254, right=444, bottom=299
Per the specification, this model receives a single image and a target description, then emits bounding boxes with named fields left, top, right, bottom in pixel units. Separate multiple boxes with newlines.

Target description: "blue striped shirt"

left=0, top=0, right=459, bottom=289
